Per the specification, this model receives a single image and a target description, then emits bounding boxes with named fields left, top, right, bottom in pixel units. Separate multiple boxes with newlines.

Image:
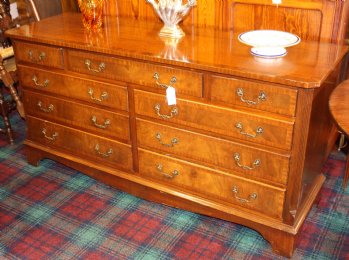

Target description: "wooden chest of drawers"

left=6, top=13, right=348, bottom=257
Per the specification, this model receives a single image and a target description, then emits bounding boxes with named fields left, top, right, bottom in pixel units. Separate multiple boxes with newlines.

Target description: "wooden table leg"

left=0, top=87, right=14, bottom=143
left=343, top=154, right=349, bottom=189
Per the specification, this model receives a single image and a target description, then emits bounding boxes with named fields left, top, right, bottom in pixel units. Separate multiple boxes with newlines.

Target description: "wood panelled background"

left=12, top=0, right=349, bottom=44
left=101, top=0, right=349, bottom=43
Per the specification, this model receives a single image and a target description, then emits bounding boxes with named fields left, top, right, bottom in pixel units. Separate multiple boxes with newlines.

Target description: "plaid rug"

left=0, top=112, right=348, bottom=260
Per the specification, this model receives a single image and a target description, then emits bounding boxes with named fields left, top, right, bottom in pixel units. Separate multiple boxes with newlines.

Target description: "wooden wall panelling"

left=101, top=0, right=348, bottom=44
left=104, top=0, right=227, bottom=29
left=61, top=0, right=78, bottom=12
left=182, top=0, right=224, bottom=29
left=229, top=0, right=349, bottom=43
left=104, top=0, right=159, bottom=20
left=337, top=0, right=349, bottom=43
left=228, top=1, right=324, bottom=41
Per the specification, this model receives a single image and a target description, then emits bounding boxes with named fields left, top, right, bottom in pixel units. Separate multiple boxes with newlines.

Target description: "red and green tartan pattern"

left=0, top=113, right=348, bottom=259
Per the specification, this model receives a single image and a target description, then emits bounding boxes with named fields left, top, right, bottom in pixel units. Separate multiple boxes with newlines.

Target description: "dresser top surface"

left=6, top=13, right=348, bottom=88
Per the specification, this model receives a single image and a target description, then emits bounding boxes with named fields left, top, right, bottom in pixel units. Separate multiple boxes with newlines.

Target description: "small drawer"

left=138, top=149, right=285, bottom=219
left=134, top=90, right=295, bottom=150
left=66, top=49, right=203, bottom=97
left=137, top=119, right=290, bottom=185
left=24, top=91, right=130, bottom=142
left=26, top=116, right=133, bottom=171
left=18, top=65, right=128, bottom=111
left=208, top=75, right=298, bottom=116
left=14, top=42, right=64, bottom=69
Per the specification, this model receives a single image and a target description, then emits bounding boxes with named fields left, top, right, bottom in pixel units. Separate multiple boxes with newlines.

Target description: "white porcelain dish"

left=238, top=30, right=300, bottom=58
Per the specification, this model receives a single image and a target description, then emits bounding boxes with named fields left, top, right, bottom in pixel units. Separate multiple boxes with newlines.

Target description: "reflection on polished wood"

left=6, top=13, right=348, bottom=88
left=329, top=80, right=349, bottom=188
left=5, top=13, right=349, bottom=257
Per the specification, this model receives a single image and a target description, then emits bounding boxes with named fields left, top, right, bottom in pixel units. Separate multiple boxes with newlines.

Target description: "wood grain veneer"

left=6, top=12, right=348, bottom=257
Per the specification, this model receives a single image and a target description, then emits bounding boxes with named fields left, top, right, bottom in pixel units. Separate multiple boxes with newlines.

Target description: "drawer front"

left=18, top=65, right=128, bottom=111
left=138, top=149, right=285, bottom=219
left=137, top=119, right=289, bottom=185
left=209, top=75, right=298, bottom=116
left=24, top=91, right=130, bottom=142
left=14, top=42, right=64, bottom=69
left=134, top=90, right=295, bottom=150
left=67, top=50, right=203, bottom=97
left=27, top=116, right=133, bottom=171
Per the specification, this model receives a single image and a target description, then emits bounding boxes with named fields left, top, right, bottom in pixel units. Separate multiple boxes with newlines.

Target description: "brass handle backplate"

left=95, top=144, right=113, bottom=157
left=153, top=72, right=177, bottom=89
left=88, top=88, right=108, bottom=102
left=91, top=116, right=111, bottom=129
left=232, top=186, right=257, bottom=203
left=155, top=132, right=178, bottom=147
left=28, top=50, right=46, bottom=63
left=235, top=122, right=263, bottom=138
left=85, top=59, right=106, bottom=73
left=236, top=88, right=267, bottom=106
left=32, top=75, right=49, bottom=87
left=37, top=101, right=54, bottom=113
left=233, top=153, right=260, bottom=170
left=157, top=164, right=179, bottom=179
left=42, top=128, right=58, bottom=141
left=154, top=103, right=178, bottom=119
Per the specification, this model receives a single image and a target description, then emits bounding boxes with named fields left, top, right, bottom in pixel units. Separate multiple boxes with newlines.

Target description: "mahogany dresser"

left=6, top=13, right=348, bottom=257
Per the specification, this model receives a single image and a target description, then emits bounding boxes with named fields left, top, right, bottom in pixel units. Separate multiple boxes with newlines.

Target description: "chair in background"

left=0, top=52, right=25, bottom=144
left=0, top=0, right=12, bottom=48
left=26, top=0, right=63, bottom=21
left=0, top=56, right=16, bottom=143
left=0, top=0, right=25, bottom=144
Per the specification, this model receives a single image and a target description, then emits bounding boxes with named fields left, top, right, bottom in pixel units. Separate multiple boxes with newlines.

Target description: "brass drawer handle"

left=42, top=128, right=58, bottom=141
left=235, top=122, right=263, bottom=138
left=28, top=50, right=46, bottom=62
left=88, top=88, right=108, bottom=102
left=95, top=144, right=113, bottom=157
left=153, top=72, right=177, bottom=89
left=236, top=88, right=267, bottom=105
left=85, top=59, right=106, bottom=73
left=232, top=186, right=258, bottom=203
left=233, top=153, right=260, bottom=170
left=37, top=101, right=54, bottom=113
left=154, top=104, right=178, bottom=119
left=32, top=75, right=49, bottom=87
left=156, top=164, right=179, bottom=179
left=91, top=115, right=111, bottom=129
left=155, top=132, right=179, bottom=147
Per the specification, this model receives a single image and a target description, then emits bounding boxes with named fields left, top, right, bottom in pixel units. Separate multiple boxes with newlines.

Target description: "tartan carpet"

left=0, top=113, right=348, bottom=260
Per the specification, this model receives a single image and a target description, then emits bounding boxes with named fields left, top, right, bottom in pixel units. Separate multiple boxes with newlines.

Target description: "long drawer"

left=138, top=149, right=285, bottom=219
left=208, top=75, right=298, bottom=117
left=27, top=116, right=133, bottom=171
left=23, top=91, right=130, bottom=142
left=14, top=42, right=64, bottom=69
left=134, top=89, right=295, bottom=150
left=136, top=119, right=289, bottom=185
left=18, top=65, right=129, bottom=111
left=66, top=49, right=203, bottom=97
